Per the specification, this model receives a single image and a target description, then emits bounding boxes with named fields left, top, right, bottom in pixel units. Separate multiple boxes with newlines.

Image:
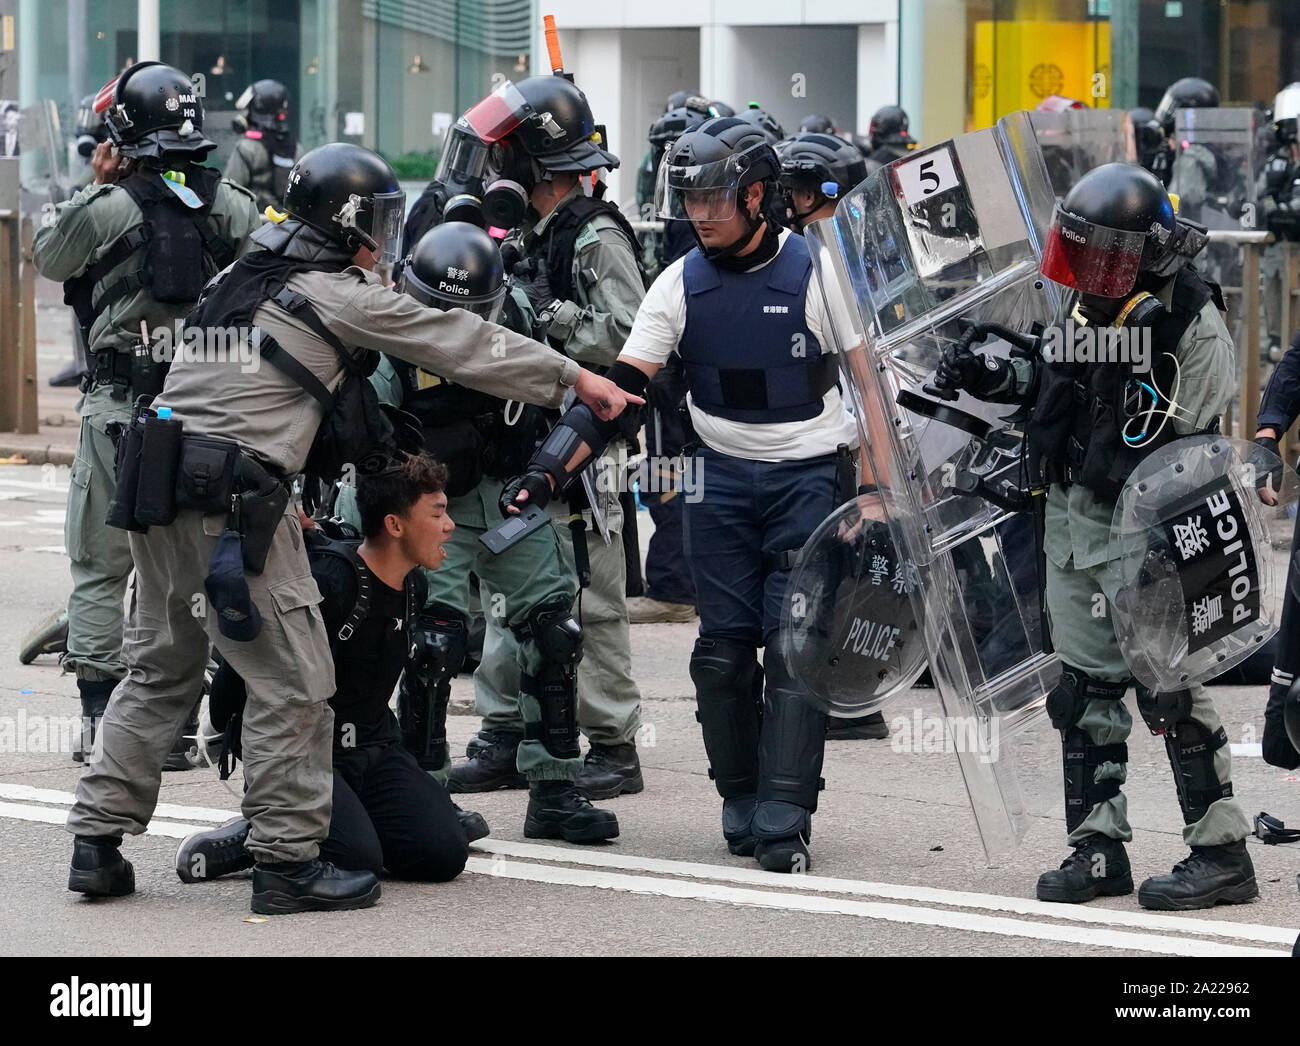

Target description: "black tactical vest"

left=1027, top=266, right=1226, bottom=502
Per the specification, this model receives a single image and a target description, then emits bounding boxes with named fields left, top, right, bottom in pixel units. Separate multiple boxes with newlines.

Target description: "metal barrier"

left=0, top=207, right=38, bottom=434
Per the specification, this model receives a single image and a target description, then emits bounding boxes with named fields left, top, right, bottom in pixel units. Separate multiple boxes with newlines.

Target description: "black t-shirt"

left=312, top=552, right=411, bottom=747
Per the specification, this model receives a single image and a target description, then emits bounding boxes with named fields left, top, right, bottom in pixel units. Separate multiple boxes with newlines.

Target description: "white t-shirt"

left=621, top=229, right=859, bottom=462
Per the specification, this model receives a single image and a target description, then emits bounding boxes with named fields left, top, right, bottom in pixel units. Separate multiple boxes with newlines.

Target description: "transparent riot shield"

left=791, top=111, right=1065, bottom=863
left=18, top=101, right=68, bottom=217
left=1109, top=436, right=1296, bottom=692
left=1171, top=108, right=1257, bottom=302
left=1029, top=107, right=1136, bottom=199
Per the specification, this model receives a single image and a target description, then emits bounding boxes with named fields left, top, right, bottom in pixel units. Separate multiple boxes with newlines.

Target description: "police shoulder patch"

left=573, top=221, right=603, bottom=255
left=72, top=182, right=117, bottom=208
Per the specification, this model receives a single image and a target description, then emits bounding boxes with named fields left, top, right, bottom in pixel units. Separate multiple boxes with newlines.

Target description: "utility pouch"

left=129, top=338, right=169, bottom=399
left=236, top=470, right=290, bottom=576
left=150, top=205, right=207, bottom=303
left=105, top=419, right=147, bottom=532
left=176, top=434, right=239, bottom=514
left=134, top=412, right=184, bottom=526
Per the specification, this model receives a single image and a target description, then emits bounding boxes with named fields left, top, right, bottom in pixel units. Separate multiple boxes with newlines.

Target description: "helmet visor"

left=1040, top=205, right=1146, bottom=298
left=368, top=190, right=407, bottom=264
left=463, top=81, right=531, bottom=144
left=436, top=121, right=492, bottom=184
left=654, top=154, right=742, bottom=222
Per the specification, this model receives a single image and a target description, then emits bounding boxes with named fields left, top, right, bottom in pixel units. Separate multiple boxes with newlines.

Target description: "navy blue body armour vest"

left=678, top=233, right=835, bottom=424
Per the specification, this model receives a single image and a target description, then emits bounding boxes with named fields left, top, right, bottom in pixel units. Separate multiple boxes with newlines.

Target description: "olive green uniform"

left=224, top=134, right=300, bottom=215
left=32, top=174, right=261, bottom=688
left=65, top=231, right=584, bottom=862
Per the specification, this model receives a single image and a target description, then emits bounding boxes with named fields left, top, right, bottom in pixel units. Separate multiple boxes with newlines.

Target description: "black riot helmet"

left=708, top=100, right=735, bottom=118
left=778, top=132, right=868, bottom=230
left=1129, top=106, right=1162, bottom=169
left=74, top=94, right=106, bottom=158
left=464, top=75, right=619, bottom=174
left=96, top=61, right=214, bottom=161
left=648, top=98, right=712, bottom=169
left=398, top=222, right=507, bottom=322
left=1153, top=77, right=1221, bottom=135
left=655, top=116, right=780, bottom=260
left=869, top=105, right=911, bottom=149
left=1040, top=162, right=1203, bottom=303
left=666, top=89, right=701, bottom=113
left=282, top=143, right=406, bottom=263
left=799, top=113, right=836, bottom=134
left=736, top=103, right=784, bottom=143
left=233, top=79, right=290, bottom=134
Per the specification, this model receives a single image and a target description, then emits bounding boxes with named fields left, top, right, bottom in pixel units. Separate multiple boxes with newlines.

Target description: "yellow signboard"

left=972, top=20, right=1112, bottom=129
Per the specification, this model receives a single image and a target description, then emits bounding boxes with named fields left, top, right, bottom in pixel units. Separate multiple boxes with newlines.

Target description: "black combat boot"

left=1138, top=840, right=1259, bottom=911
left=72, top=678, right=114, bottom=763
left=250, top=859, right=381, bottom=915
left=445, top=732, right=528, bottom=792
left=454, top=805, right=490, bottom=843
left=68, top=836, right=135, bottom=897
left=1036, top=835, right=1133, bottom=903
left=722, top=794, right=758, bottom=857
left=752, top=801, right=812, bottom=873
left=175, top=817, right=254, bottom=883
left=574, top=742, right=644, bottom=799
left=524, top=781, right=619, bottom=843
left=826, top=711, right=890, bottom=741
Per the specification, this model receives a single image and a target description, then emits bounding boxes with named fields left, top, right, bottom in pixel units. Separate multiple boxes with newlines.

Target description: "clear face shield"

left=1040, top=205, right=1147, bottom=299
left=653, top=153, right=742, bottom=222
left=357, top=190, right=406, bottom=264
left=435, top=120, right=492, bottom=187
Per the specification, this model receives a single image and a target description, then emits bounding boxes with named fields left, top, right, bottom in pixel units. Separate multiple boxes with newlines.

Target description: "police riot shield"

left=18, top=101, right=68, bottom=217
left=789, top=111, right=1065, bottom=863
left=1109, top=436, right=1296, bottom=692
left=1028, top=106, right=1136, bottom=199
left=1171, top=107, right=1257, bottom=303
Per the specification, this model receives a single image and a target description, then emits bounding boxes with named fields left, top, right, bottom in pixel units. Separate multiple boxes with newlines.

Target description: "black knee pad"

left=1046, top=666, right=1129, bottom=731
left=519, top=598, right=582, bottom=761
left=1061, top=728, right=1129, bottom=833
left=690, top=636, right=763, bottom=799
left=399, top=603, right=470, bottom=768
left=1135, top=684, right=1193, bottom=736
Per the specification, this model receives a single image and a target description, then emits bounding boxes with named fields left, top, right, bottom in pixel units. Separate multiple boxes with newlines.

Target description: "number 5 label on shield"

left=896, top=146, right=960, bottom=207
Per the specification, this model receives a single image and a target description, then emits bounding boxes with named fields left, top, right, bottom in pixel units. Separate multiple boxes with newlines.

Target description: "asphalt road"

left=1, top=463, right=1298, bottom=959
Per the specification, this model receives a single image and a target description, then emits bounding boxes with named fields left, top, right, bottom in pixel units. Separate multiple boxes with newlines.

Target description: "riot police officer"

left=1258, top=83, right=1300, bottom=361
left=398, top=117, right=496, bottom=264
left=448, top=74, right=648, bottom=801
left=798, top=114, right=837, bottom=135
left=224, top=79, right=299, bottom=215
left=735, top=103, right=784, bottom=144
left=33, top=61, right=262, bottom=773
left=934, top=163, right=1257, bottom=911
left=859, top=106, right=918, bottom=170
left=61, top=140, right=637, bottom=914
left=500, top=116, right=860, bottom=872
left=1146, top=76, right=1221, bottom=189
left=341, top=221, right=620, bottom=841
left=777, top=132, right=867, bottom=234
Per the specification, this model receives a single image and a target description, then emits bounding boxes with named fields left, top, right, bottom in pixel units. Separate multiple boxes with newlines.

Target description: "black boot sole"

left=69, top=865, right=135, bottom=897
left=524, top=814, right=620, bottom=844
left=1138, top=877, right=1259, bottom=911
left=446, top=773, right=528, bottom=794
left=250, top=880, right=382, bottom=916
left=574, top=771, right=645, bottom=801
left=458, top=812, right=491, bottom=844
left=1037, top=873, right=1133, bottom=904
left=726, top=837, right=757, bottom=857
left=754, top=841, right=812, bottom=873
left=826, top=725, right=891, bottom=741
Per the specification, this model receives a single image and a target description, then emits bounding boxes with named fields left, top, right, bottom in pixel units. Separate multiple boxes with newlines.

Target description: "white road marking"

left=1231, top=743, right=1263, bottom=758
left=471, top=838, right=1299, bottom=946
left=464, top=857, right=1286, bottom=957
left=0, top=784, right=1293, bottom=955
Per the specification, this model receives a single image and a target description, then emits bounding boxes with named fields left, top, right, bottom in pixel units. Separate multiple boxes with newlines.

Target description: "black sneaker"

left=250, top=859, right=381, bottom=915
left=446, top=736, right=527, bottom=793
left=1036, top=835, right=1133, bottom=903
left=175, top=817, right=254, bottom=883
left=574, top=742, right=644, bottom=800
left=1138, top=840, right=1259, bottom=911
left=826, top=712, right=890, bottom=741
left=455, top=805, right=490, bottom=844
left=524, top=781, right=619, bottom=843
left=722, top=794, right=757, bottom=856
left=752, top=801, right=812, bottom=874
left=68, top=836, right=135, bottom=897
